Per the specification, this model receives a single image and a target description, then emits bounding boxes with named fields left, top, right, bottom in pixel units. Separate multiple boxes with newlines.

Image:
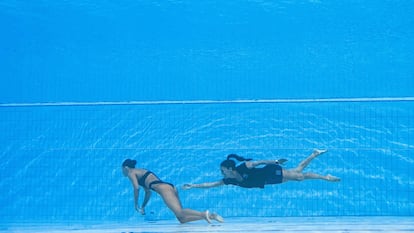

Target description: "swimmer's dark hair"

left=220, top=154, right=252, bottom=169
left=122, top=159, right=137, bottom=168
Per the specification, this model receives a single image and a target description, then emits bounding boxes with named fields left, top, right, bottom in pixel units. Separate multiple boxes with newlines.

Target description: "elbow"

left=245, top=162, right=254, bottom=169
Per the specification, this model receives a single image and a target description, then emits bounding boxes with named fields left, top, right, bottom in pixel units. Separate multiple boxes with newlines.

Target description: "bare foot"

left=326, top=174, right=340, bottom=182
left=210, top=212, right=224, bottom=223
left=314, top=149, right=328, bottom=156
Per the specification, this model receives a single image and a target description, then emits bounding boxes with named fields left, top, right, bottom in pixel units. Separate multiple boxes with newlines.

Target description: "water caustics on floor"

left=2, top=217, right=414, bottom=233
left=1, top=100, right=413, bottom=232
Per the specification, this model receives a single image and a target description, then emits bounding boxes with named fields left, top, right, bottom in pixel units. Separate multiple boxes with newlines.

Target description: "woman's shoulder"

left=130, top=168, right=147, bottom=175
left=237, top=162, right=249, bottom=169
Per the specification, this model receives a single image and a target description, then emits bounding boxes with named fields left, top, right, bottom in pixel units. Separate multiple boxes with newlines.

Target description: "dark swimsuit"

left=222, top=163, right=283, bottom=189
left=137, top=171, right=174, bottom=191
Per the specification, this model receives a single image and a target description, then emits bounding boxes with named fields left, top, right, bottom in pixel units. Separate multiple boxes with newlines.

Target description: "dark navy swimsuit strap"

left=148, top=180, right=174, bottom=191
left=137, top=171, right=153, bottom=187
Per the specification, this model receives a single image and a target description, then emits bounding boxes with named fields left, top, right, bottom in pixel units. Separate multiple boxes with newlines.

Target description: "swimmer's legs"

left=282, top=149, right=340, bottom=182
left=155, top=184, right=223, bottom=223
left=283, top=170, right=340, bottom=182
left=303, top=172, right=341, bottom=182
left=295, top=149, right=327, bottom=173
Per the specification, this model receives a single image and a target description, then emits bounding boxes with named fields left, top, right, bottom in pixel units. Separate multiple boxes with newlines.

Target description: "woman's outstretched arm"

left=182, top=180, right=224, bottom=190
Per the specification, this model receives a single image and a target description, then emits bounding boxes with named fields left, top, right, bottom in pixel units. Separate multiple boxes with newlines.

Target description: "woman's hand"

left=182, top=184, right=193, bottom=190
left=276, top=158, right=288, bottom=165
left=134, top=204, right=145, bottom=215
left=138, top=207, right=146, bottom=215
left=135, top=205, right=145, bottom=215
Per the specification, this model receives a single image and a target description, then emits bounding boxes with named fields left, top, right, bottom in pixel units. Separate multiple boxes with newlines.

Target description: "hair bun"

left=122, top=159, right=137, bottom=168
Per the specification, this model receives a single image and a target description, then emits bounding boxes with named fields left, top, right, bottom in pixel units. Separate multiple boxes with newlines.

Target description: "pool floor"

left=2, top=216, right=414, bottom=233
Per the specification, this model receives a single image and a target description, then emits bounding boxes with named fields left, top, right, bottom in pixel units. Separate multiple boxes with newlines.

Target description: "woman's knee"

left=175, top=213, right=187, bottom=223
left=296, top=174, right=304, bottom=181
left=291, top=173, right=304, bottom=181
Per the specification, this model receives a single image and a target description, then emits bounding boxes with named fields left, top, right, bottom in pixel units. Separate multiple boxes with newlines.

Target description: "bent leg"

left=283, top=149, right=340, bottom=183
left=153, top=184, right=209, bottom=223
left=294, top=149, right=327, bottom=173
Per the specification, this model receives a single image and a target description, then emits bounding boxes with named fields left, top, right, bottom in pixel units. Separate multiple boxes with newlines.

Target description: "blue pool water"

left=0, top=1, right=414, bottom=232
left=0, top=101, right=413, bottom=223
left=2, top=217, right=414, bottom=233
left=1, top=1, right=413, bottom=102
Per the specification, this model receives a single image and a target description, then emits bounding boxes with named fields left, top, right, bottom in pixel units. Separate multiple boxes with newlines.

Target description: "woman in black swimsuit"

left=122, top=159, right=223, bottom=224
left=183, top=149, right=340, bottom=190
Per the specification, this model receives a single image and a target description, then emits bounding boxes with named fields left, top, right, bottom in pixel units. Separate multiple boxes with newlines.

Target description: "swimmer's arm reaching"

left=139, top=188, right=151, bottom=215
left=182, top=180, right=224, bottom=190
left=127, top=173, right=142, bottom=213
left=245, top=159, right=288, bottom=169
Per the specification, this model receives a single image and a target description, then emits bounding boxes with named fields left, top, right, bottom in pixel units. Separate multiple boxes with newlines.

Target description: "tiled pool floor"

left=2, top=216, right=413, bottom=233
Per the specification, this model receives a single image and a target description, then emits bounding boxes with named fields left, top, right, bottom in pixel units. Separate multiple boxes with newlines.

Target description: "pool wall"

left=1, top=101, right=413, bottom=222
